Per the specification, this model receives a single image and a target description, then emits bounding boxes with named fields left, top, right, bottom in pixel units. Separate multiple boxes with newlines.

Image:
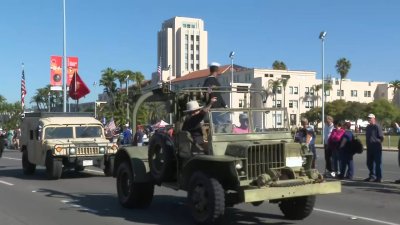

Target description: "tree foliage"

left=272, top=60, right=287, bottom=70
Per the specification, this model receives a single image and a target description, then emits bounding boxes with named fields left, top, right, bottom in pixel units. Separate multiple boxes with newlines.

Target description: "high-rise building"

left=157, top=17, right=208, bottom=80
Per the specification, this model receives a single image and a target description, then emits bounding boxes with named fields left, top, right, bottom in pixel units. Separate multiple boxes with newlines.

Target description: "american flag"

left=21, top=64, right=26, bottom=110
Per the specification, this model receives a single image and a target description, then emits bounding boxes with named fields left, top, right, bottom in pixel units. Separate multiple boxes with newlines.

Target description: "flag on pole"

left=69, top=71, right=90, bottom=100
left=21, top=64, right=26, bottom=110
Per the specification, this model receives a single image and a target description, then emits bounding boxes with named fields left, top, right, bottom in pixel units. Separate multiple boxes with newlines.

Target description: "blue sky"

left=1, top=0, right=399, bottom=105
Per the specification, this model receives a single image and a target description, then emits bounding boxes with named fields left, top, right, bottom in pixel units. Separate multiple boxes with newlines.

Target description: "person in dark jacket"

left=203, top=62, right=228, bottom=126
left=338, top=122, right=355, bottom=179
left=364, top=114, right=384, bottom=182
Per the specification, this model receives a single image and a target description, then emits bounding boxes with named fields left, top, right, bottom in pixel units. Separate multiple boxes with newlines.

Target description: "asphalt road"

left=0, top=148, right=399, bottom=225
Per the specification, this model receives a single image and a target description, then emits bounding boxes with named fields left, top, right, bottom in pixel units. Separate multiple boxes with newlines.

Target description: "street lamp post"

left=48, top=92, right=51, bottom=112
left=229, top=51, right=235, bottom=108
left=319, top=31, right=327, bottom=145
left=126, top=75, right=129, bottom=123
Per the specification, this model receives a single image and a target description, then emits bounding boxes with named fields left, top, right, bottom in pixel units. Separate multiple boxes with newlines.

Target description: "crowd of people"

left=297, top=113, right=400, bottom=183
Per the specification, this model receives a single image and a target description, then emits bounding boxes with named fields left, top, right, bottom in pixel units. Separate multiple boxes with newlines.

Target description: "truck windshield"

left=44, top=127, right=73, bottom=139
left=76, top=126, right=103, bottom=138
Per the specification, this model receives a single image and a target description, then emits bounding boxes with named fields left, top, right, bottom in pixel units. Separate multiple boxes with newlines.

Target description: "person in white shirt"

left=324, top=116, right=335, bottom=177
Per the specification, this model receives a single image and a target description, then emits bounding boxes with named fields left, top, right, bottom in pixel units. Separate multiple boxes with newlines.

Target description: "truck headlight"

left=99, top=147, right=105, bottom=154
left=69, top=148, right=76, bottom=155
left=235, top=160, right=243, bottom=170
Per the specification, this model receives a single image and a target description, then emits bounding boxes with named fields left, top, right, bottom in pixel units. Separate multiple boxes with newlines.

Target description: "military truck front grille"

left=76, top=147, right=99, bottom=155
left=246, top=143, right=285, bottom=180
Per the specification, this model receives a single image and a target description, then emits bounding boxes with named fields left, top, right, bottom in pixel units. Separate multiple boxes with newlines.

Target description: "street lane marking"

left=315, top=208, right=399, bottom=225
left=0, top=180, right=14, bottom=186
left=2, top=157, right=21, bottom=161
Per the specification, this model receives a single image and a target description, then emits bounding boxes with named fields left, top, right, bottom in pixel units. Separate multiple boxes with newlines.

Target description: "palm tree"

left=132, top=71, right=145, bottom=92
left=272, top=60, right=287, bottom=70
left=389, top=80, right=400, bottom=95
left=268, top=79, right=281, bottom=128
left=99, top=67, right=117, bottom=108
left=313, top=84, right=322, bottom=107
left=281, top=77, right=290, bottom=109
left=335, top=58, right=352, bottom=100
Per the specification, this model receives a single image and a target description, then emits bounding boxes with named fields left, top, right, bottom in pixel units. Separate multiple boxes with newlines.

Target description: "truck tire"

left=22, top=149, right=36, bottom=175
left=279, top=195, right=316, bottom=220
left=46, top=152, right=63, bottom=180
left=188, top=172, right=225, bottom=225
left=116, top=161, right=154, bottom=208
left=103, top=156, right=114, bottom=176
left=148, top=134, right=175, bottom=183
left=75, top=165, right=85, bottom=172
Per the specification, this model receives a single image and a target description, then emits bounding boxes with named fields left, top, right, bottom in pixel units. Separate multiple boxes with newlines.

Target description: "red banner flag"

left=50, top=56, right=63, bottom=86
left=67, top=57, right=79, bottom=86
left=69, top=72, right=90, bottom=100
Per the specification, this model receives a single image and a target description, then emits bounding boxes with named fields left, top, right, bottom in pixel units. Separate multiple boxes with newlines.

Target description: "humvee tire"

left=46, top=152, right=63, bottom=180
left=116, top=161, right=154, bottom=208
left=148, top=133, right=175, bottom=183
left=75, top=165, right=85, bottom=172
left=279, top=195, right=316, bottom=220
left=188, top=172, right=225, bottom=225
left=103, top=156, right=114, bottom=176
left=22, top=149, right=36, bottom=175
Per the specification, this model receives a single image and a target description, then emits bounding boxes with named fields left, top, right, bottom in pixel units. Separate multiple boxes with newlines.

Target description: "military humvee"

left=113, top=86, right=341, bottom=224
left=21, top=112, right=118, bottom=179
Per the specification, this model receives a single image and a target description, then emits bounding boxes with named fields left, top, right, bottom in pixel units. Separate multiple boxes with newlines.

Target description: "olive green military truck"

left=21, top=112, right=118, bottom=179
left=113, top=86, right=341, bottom=224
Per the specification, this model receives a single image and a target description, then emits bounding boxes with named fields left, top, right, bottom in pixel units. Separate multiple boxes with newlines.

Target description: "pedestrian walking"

left=328, top=120, right=345, bottom=177
left=324, top=115, right=335, bottom=177
left=338, top=122, right=355, bottom=179
left=122, top=124, right=133, bottom=145
left=364, top=114, right=384, bottom=183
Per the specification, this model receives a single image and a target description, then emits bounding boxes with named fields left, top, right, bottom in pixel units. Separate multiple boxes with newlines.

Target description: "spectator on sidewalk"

left=338, top=122, right=355, bottom=180
left=328, top=120, right=345, bottom=178
left=364, top=114, right=384, bottom=183
left=324, top=115, right=335, bottom=177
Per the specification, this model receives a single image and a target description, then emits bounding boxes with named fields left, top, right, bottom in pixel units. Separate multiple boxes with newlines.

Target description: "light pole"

left=48, top=92, right=51, bottom=112
left=229, top=51, right=235, bottom=108
left=319, top=31, right=327, bottom=145
left=126, top=75, right=130, bottom=122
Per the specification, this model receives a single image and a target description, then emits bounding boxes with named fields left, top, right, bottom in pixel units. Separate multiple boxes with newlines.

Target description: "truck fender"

left=114, top=147, right=153, bottom=183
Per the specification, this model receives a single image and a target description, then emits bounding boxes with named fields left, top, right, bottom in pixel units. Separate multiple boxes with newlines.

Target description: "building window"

left=191, top=64, right=194, bottom=70
left=351, top=90, right=358, bottom=97
left=191, top=35, right=194, bottom=41
left=294, top=87, right=298, bottom=94
left=305, top=101, right=314, bottom=108
left=305, top=87, right=310, bottom=95
left=325, top=90, right=330, bottom=96
left=364, top=91, right=371, bottom=97
left=289, top=86, right=293, bottom=94
left=289, top=100, right=298, bottom=108
left=196, top=45, right=199, bottom=50
left=276, top=114, right=282, bottom=126
left=196, top=35, right=199, bottom=41
left=276, top=100, right=282, bottom=108
left=277, top=86, right=282, bottom=94
left=239, top=99, right=244, bottom=108
left=336, top=90, right=344, bottom=97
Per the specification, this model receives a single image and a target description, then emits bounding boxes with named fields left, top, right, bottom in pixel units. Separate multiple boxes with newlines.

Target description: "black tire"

left=22, top=149, right=36, bottom=175
left=103, top=156, right=114, bottom=176
left=116, top=161, right=154, bottom=208
left=75, top=165, right=85, bottom=172
left=279, top=195, right=316, bottom=220
left=45, top=152, right=63, bottom=180
left=148, top=134, right=175, bottom=183
left=188, top=172, right=225, bottom=225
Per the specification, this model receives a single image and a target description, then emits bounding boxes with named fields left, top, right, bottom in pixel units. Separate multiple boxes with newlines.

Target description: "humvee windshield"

left=210, top=108, right=289, bottom=134
left=44, top=126, right=103, bottom=139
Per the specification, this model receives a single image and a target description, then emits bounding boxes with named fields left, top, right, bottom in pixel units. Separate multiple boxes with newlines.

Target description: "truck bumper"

left=242, top=181, right=341, bottom=203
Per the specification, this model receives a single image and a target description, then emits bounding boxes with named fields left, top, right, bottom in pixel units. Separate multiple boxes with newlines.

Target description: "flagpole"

left=62, top=0, right=68, bottom=112
left=21, top=63, right=25, bottom=111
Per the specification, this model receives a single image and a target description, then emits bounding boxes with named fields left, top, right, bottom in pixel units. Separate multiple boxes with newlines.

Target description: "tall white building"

left=157, top=17, right=208, bottom=80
